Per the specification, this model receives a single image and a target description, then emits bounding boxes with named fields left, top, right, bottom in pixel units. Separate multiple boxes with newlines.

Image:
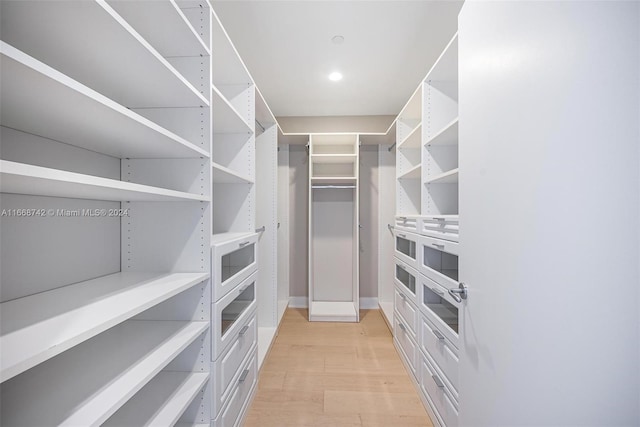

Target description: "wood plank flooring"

left=243, top=308, right=433, bottom=427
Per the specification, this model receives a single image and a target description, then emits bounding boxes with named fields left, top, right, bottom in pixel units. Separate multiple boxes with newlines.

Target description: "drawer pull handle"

left=432, top=374, right=445, bottom=388
left=397, top=263, right=407, bottom=272
left=432, top=243, right=445, bottom=249
left=433, top=217, right=445, bottom=221
left=398, top=233, right=406, bottom=238
left=239, top=241, right=251, bottom=247
left=433, top=329, right=445, bottom=340
left=239, top=286, right=247, bottom=294
left=239, top=325, right=249, bottom=335
left=399, top=293, right=407, bottom=300
left=238, top=369, right=249, bottom=383
left=431, top=287, right=444, bottom=296
left=398, top=323, right=406, bottom=332
left=448, top=282, right=468, bottom=303
left=398, top=216, right=407, bottom=221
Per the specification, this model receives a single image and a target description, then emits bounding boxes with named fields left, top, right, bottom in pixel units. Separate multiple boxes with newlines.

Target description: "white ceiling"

left=212, top=1, right=463, bottom=119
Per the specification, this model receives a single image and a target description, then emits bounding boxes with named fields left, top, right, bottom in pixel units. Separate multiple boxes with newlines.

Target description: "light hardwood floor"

left=244, top=308, right=434, bottom=427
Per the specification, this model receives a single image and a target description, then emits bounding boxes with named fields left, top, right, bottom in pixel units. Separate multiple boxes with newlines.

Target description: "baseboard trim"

left=288, top=297, right=380, bottom=310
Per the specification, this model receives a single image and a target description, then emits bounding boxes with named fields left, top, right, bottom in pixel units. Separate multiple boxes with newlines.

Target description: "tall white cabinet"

left=1, top=1, right=212, bottom=425
left=308, top=134, right=360, bottom=322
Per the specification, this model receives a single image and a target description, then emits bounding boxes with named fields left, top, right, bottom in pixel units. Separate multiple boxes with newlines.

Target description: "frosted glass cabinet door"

left=394, top=260, right=419, bottom=305
left=395, top=231, right=419, bottom=269
left=211, top=233, right=259, bottom=301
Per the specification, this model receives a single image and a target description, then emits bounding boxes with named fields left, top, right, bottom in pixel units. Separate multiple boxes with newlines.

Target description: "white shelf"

left=103, top=371, right=209, bottom=426
left=309, top=301, right=358, bottom=322
left=0, top=321, right=208, bottom=426
left=257, top=326, right=277, bottom=370
left=398, top=164, right=422, bottom=180
left=212, top=161, right=254, bottom=184
left=0, top=160, right=209, bottom=202
left=311, top=154, right=358, bottom=164
left=0, top=1, right=207, bottom=108
left=426, top=118, right=459, bottom=147
left=425, top=168, right=459, bottom=184
left=211, top=231, right=257, bottom=246
left=107, top=0, right=210, bottom=57
left=0, top=43, right=209, bottom=159
left=398, top=123, right=422, bottom=149
left=311, top=177, right=357, bottom=185
left=212, top=84, right=253, bottom=134
left=0, top=272, right=208, bottom=383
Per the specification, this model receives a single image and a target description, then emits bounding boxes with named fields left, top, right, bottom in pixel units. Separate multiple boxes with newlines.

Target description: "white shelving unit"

left=308, top=134, right=360, bottom=322
left=0, top=2, right=213, bottom=426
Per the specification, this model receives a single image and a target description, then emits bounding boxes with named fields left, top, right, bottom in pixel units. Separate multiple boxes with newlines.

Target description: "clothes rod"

left=255, top=226, right=266, bottom=233
left=388, top=142, right=396, bottom=152
left=255, top=119, right=265, bottom=132
left=311, top=185, right=356, bottom=189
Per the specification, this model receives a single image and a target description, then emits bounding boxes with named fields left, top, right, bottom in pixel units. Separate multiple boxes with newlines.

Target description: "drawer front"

left=394, top=314, right=418, bottom=378
left=419, top=236, right=459, bottom=289
left=212, top=233, right=259, bottom=301
left=394, top=286, right=418, bottom=338
left=212, top=314, right=257, bottom=414
left=213, top=350, right=258, bottom=427
left=420, top=353, right=459, bottom=427
left=394, top=259, right=419, bottom=305
left=419, top=274, right=459, bottom=346
left=420, top=315, right=458, bottom=394
left=420, top=216, right=459, bottom=243
left=395, top=216, right=419, bottom=232
left=394, top=231, right=420, bottom=269
left=213, top=272, right=258, bottom=359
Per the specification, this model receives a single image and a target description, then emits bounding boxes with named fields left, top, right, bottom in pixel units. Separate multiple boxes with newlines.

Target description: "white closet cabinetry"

left=393, top=32, right=461, bottom=427
left=308, top=134, right=360, bottom=322
left=0, top=1, right=212, bottom=425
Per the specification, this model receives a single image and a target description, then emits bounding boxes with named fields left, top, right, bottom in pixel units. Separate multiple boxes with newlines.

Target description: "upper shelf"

left=0, top=43, right=208, bottom=159
left=0, top=272, right=208, bottom=383
left=426, top=118, right=459, bottom=147
left=106, top=0, right=210, bottom=57
left=425, top=168, right=459, bottom=184
left=0, top=0, right=207, bottom=108
left=212, top=161, right=254, bottom=184
left=398, top=123, right=422, bottom=149
left=211, top=84, right=253, bottom=134
left=311, top=154, right=358, bottom=164
left=0, top=160, right=210, bottom=202
left=0, top=320, right=208, bottom=426
left=399, top=164, right=422, bottom=180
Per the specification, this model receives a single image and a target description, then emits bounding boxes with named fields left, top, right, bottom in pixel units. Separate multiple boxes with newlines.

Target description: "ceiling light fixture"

left=328, top=72, right=343, bottom=81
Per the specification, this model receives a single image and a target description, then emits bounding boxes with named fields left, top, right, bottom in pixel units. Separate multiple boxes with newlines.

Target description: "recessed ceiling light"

left=328, top=72, right=343, bottom=81
left=331, top=35, right=345, bottom=44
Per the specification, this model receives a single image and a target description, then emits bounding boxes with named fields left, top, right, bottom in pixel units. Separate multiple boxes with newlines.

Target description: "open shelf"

left=311, top=177, right=358, bottom=185
left=0, top=43, right=209, bottom=159
left=103, top=371, right=209, bottom=426
left=0, top=272, right=208, bottom=383
left=311, top=154, right=358, bottom=164
left=309, top=301, right=358, bottom=322
left=0, top=160, right=209, bottom=202
left=398, top=122, right=422, bottom=149
left=212, top=161, right=254, bottom=184
left=399, top=164, right=422, bottom=180
left=426, top=118, right=459, bottom=147
left=425, top=168, right=459, bottom=184
left=0, top=1, right=207, bottom=108
left=106, top=0, right=210, bottom=57
left=212, top=84, right=253, bottom=134
left=0, top=320, right=208, bottom=426
left=211, top=11, right=252, bottom=86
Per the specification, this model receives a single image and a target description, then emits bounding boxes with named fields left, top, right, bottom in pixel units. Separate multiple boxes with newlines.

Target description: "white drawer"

left=419, top=274, right=459, bottom=346
left=212, top=314, right=257, bottom=414
left=394, top=314, right=418, bottom=379
left=394, top=286, right=418, bottom=339
left=212, top=272, right=257, bottom=359
left=420, top=314, right=458, bottom=395
left=213, top=349, right=257, bottom=427
left=419, top=235, right=459, bottom=289
left=394, top=230, right=420, bottom=269
left=419, top=216, right=459, bottom=243
left=395, top=215, right=419, bottom=232
left=420, top=352, right=458, bottom=427
left=394, top=259, right=419, bottom=305
left=212, top=233, right=259, bottom=302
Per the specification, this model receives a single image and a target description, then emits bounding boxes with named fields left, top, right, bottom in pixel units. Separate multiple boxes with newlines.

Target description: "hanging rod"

left=255, top=225, right=266, bottom=233
left=312, top=185, right=356, bottom=189
left=388, top=142, right=396, bottom=152
left=255, top=119, right=265, bottom=132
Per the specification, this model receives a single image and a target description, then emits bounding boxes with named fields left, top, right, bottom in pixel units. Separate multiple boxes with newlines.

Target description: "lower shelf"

left=103, top=371, right=209, bottom=426
left=309, top=301, right=358, bottom=322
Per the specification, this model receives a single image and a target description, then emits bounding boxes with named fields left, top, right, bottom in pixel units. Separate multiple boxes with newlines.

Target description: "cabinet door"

left=458, top=2, right=640, bottom=426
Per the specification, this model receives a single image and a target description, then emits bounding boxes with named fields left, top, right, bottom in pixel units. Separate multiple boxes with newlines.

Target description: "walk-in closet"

left=0, top=1, right=638, bottom=426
